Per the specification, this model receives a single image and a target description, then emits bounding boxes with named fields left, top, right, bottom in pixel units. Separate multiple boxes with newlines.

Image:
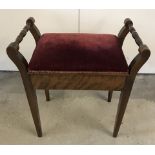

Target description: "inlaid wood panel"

left=29, top=71, right=128, bottom=90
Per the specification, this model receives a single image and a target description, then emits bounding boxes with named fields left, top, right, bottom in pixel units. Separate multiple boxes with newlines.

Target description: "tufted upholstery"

left=28, top=33, right=128, bottom=72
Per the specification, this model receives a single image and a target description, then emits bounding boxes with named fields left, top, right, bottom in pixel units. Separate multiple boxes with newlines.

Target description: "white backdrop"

left=0, top=9, right=154, bottom=73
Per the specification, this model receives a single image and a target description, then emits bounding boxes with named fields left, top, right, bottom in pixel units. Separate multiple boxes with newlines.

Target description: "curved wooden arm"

left=6, top=17, right=41, bottom=72
left=124, top=18, right=143, bottom=49
left=118, top=23, right=129, bottom=47
left=118, top=18, right=151, bottom=76
left=129, top=44, right=150, bottom=76
left=26, top=17, right=41, bottom=44
left=7, top=42, right=28, bottom=72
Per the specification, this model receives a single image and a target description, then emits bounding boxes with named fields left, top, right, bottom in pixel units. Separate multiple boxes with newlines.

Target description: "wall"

left=0, top=9, right=154, bottom=73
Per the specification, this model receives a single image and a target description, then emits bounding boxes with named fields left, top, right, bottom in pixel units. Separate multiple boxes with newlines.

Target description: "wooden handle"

left=124, top=18, right=143, bottom=49
left=6, top=17, right=38, bottom=72
left=15, top=17, right=35, bottom=46
left=15, top=25, right=30, bottom=45
left=118, top=18, right=151, bottom=75
left=7, top=17, right=41, bottom=53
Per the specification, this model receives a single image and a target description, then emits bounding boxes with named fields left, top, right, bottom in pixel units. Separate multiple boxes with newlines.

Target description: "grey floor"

left=0, top=72, right=155, bottom=144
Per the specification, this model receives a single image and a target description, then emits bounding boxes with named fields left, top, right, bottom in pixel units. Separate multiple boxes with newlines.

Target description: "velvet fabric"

left=28, top=33, right=128, bottom=72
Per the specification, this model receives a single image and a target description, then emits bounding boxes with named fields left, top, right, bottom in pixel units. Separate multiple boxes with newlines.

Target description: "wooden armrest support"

left=15, top=24, right=30, bottom=46
left=26, top=17, right=41, bottom=43
left=119, top=18, right=144, bottom=49
left=118, top=18, right=151, bottom=76
left=124, top=18, right=143, bottom=49
left=7, top=17, right=41, bottom=51
left=6, top=17, right=41, bottom=72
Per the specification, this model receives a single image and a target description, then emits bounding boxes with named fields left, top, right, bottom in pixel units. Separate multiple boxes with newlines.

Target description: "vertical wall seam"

left=78, top=9, right=80, bottom=33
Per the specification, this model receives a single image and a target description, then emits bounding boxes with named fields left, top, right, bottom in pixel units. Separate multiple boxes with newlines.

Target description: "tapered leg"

left=113, top=78, right=134, bottom=137
left=22, top=75, right=42, bottom=137
left=108, top=91, right=113, bottom=102
left=45, top=89, right=50, bottom=101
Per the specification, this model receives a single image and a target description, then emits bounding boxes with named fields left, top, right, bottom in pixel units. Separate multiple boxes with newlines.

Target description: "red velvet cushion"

left=28, top=33, right=128, bottom=72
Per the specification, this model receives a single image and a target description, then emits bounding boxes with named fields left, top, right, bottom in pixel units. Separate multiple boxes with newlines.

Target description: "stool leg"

left=108, top=91, right=113, bottom=102
left=45, top=89, right=50, bottom=101
left=23, top=75, right=42, bottom=137
left=113, top=78, right=134, bottom=137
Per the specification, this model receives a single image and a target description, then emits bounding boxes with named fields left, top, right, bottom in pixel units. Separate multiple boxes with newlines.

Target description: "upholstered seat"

left=28, top=33, right=128, bottom=72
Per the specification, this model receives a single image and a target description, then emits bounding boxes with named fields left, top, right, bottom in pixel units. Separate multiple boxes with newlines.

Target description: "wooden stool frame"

left=6, top=17, right=150, bottom=137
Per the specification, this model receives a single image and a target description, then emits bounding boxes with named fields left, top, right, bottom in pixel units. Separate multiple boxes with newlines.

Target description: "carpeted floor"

left=0, top=72, right=155, bottom=144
